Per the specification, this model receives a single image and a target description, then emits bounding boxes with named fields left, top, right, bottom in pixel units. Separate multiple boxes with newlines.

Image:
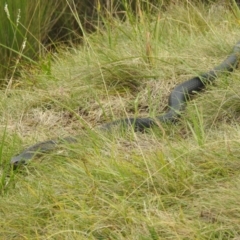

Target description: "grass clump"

left=1, top=1, right=240, bottom=239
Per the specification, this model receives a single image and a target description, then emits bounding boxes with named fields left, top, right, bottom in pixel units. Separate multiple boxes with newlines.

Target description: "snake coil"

left=10, top=41, right=240, bottom=167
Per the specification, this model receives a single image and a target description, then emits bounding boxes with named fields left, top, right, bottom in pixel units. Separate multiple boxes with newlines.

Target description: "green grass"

left=0, top=0, right=94, bottom=84
left=1, top=1, right=240, bottom=239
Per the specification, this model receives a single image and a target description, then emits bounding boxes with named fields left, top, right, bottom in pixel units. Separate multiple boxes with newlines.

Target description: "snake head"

left=10, top=154, right=28, bottom=169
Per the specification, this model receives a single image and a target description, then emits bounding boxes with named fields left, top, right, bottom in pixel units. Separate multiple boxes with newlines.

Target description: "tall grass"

left=0, top=1, right=64, bottom=84
left=0, top=0, right=96, bottom=85
left=1, top=0, right=240, bottom=239
left=0, top=0, right=229, bottom=86
left=0, top=0, right=160, bottom=85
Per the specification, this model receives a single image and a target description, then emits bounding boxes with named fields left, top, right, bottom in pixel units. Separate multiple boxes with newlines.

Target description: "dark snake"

left=10, top=41, right=240, bottom=167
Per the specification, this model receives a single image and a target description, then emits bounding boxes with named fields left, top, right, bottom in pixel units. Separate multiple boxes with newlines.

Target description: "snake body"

left=10, top=42, right=240, bottom=167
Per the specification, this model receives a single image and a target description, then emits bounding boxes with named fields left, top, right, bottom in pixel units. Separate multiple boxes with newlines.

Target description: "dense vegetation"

left=1, top=0, right=239, bottom=83
left=1, top=0, right=240, bottom=239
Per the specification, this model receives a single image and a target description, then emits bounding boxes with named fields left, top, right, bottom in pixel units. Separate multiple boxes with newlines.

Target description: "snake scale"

left=10, top=41, right=240, bottom=167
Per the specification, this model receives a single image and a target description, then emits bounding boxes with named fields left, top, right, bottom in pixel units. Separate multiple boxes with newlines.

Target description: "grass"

left=1, top=1, right=240, bottom=239
left=0, top=0, right=93, bottom=83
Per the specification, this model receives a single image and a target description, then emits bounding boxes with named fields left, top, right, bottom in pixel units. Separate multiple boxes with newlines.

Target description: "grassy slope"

left=1, top=2, right=240, bottom=239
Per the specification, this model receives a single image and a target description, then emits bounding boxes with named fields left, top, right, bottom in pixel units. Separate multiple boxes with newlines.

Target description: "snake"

left=10, top=41, right=240, bottom=167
